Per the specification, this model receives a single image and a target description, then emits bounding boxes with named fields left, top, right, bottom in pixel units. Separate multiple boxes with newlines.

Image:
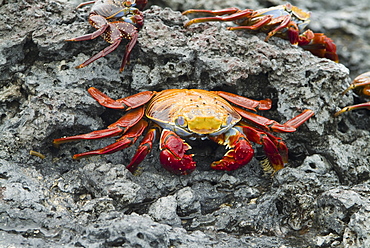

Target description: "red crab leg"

left=343, top=84, right=370, bottom=97
left=88, top=87, right=155, bottom=110
left=126, top=125, right=160, bottom=173
left=341, top=71, right=370, bottom=96
left=73, top=24, right=137, bottom=72
left=235, top=107, right=314, bottom=132
left=76, top=1, right=95, bottom=9
left=116, top=23, right=139, bottom=72
left=77, top=38, right=122, bottom=70
left=135, top=0, right=148, bottom=10
left=334, top=102, right=370, bottom=117
left=283, top=109, right=315, bottom=128
left=286, top=23, right=303, bottom=45
left=66, top=15, right=109, bottom=42
left=67, top=13, right=139, bottom=72
left=210, top=127, right=254, bottom=171
left=183, top=8, right=254, bottom=28
left=159, top=130, right=196, bottom=175
left=213, top=91, right=272, bottom=111
left=240, top=126, right=287, bottom=171
left=182, top=7, right=241, bottom=16
left=295, top=29, right=314, bottom=46
left=238, top=121, right=289, bottom=163
left=265, top=16, right=295, bottom=42
left=335, top=72, right=370, bottom=116
left=72, top=24, right=127, bottom=70
left=266, top=133, right=288, bottom=164
left=227, top=15, right=272, bottom=32
left=298, top=31, right=339, bottom=62
left=66, top=15, right=113, bottom=69
left=53, top=127, right=123, bottom=145
left=229, top=15, right=298, bottom=43
left=72, top=119, right=148, bottom=159
left=53, top=107, right=145, bottom=145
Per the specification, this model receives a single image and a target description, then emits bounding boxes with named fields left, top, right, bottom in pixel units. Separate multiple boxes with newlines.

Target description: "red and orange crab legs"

left=297, top=31, right=338, bottom=63
left=183, top=7, right=300, bottom=42
left=66, top=14, right=140, bottom=72
left=54, top=88, right=314, bottom=175
left=157, top=104, right=314, bottom=174
left=182, top=5, right=338, bottom=62
left=67, top=0, right=146, bottom=72
left=335, top=71, right=370, bottom=116
left=229, top=108, right=314, bottom=172
left=53, top=87, right=156, bottom=167
left=75, top=0, right=148, bottom=10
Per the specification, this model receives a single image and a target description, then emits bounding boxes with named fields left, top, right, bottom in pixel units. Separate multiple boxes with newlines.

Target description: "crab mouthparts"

left=187, top=116, right=223, bottom=134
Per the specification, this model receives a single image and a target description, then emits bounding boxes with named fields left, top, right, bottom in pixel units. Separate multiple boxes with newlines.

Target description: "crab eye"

left=221, top=114, right=233, bottom=128
left=175, top=116, right=187, bottom=127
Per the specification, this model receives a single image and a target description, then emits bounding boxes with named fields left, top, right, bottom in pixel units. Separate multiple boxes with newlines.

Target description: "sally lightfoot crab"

left=53, top=88, right=314, bottom=175
left=67, top=0, right=147, bottom=72
left=182, top=3, right=338, bottom=62
left=335, top=71, right=370, bottom=116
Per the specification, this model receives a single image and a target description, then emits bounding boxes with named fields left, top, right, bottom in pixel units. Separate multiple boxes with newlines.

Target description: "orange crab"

left=182, top=3, right=338, bottom=62
left=335, top=71, right=370, bottom=116
left=67, top=0, right=147, bottom=72
left=53, top=88, right=314, bottom=175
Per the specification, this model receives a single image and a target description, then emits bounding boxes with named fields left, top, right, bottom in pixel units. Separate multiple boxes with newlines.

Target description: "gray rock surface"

left=0, top=0, right=369, bottom=247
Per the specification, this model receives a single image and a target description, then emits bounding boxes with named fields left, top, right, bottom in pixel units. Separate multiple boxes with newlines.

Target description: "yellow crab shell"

left=145, top=89, right=241, bottom=137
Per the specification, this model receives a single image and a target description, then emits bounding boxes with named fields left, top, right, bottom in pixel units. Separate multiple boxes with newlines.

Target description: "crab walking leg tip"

left=126, top=126, right=158, bottom=173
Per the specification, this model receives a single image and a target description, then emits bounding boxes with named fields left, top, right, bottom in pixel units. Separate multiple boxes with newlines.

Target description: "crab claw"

left=210, top=127, right=254, bottom=171
left=159, top=130, right=196, bottom=175
left=298, top=30, right=339, bottom=62
left=241, top=126, right=285, bottom=172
